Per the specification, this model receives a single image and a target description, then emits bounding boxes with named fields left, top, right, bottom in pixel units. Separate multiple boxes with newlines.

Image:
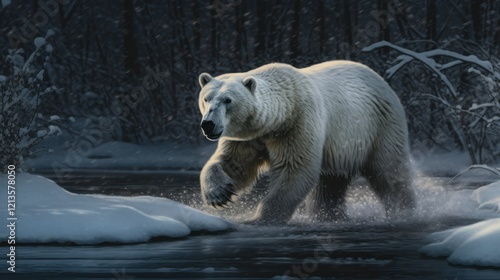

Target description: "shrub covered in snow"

left=364, top=41, right=500, bottom=164
left=0, top=32, right=59, bottom=172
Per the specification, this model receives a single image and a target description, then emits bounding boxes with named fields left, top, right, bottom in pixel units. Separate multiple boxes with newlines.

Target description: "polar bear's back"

left=301, top=61, right=403, bottom=114
left=301, top=61, right=408, bottom=175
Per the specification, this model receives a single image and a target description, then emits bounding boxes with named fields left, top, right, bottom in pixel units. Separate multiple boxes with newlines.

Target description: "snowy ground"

left=419, top=181, right=500, bottom=267
left=0, top=174, right=231, bottom=244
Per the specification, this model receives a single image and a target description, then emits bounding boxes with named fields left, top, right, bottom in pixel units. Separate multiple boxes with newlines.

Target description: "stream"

left=2, top=171, right=499, bottom=279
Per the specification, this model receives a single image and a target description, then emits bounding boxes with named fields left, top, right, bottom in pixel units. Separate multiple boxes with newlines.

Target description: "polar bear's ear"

left=199, top=73, right=213, bottom=88
left=242, top=76, right=257, bottom=93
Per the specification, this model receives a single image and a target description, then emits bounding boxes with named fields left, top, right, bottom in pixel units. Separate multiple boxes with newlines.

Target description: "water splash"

left=172, top=173, right=490, bottom=228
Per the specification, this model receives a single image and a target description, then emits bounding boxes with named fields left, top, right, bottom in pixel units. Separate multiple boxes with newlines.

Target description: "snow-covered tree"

left=364, top=41, right=500, bottom=164
left=0, top=32, right=59, bottom=172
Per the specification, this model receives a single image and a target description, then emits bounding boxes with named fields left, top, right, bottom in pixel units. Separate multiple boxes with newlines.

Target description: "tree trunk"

left=393, top=2, right=410, bottom=39
left=191, top=0, right=201, bottom=51
left=343, top=0, right=352, bottom=56
left=123, top=0, right=139, bottom=76
left=426, top=0, right=438, bottom=143
left=493, top=0, right=500, bottom=46
left=426, top=0, right=437, bottom=40
left=471, top=0, right=484, bottom=41
left=234, top=0, right=244, bottom=68
left=210, top=0, right=217, bottom=68
left=353, top=0, right=359, bottom=31
left=317, top=0, right=326, bottom=54
left=255, top=0, right=266, bottom=57
left=378, top=0, right=391, bottom=55
left=174, top=3, right=191, bottom=72
left=290, top=0, right=301, bottom=61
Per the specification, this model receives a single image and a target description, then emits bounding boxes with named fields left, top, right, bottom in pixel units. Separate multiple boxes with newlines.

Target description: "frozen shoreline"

left=13, top=140, right=500, bottom=267
left=0, top=174, right=232, bottom=245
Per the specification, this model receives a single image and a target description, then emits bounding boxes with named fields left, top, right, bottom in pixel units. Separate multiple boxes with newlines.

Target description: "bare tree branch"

left=448, top=164, right=500, bottom=184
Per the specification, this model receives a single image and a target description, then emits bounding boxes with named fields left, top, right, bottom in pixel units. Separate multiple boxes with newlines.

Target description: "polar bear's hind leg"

left=363, top=144, right=415, bottom=218
left=306, top=174, right=351, bottom=221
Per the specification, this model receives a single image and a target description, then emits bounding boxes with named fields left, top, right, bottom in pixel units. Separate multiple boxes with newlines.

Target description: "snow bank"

left=472, top=181, right=500, bottom=213
left=420, top=181, right=500, bottom=267
left=0, top=174, right=231, bottom=244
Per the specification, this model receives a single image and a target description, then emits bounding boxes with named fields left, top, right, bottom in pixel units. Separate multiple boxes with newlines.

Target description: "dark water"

left=1, top=171, right=499, bottom=280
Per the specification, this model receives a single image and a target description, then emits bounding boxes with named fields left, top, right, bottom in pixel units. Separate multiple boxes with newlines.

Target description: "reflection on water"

left=1, top=174, right=499, bottom=279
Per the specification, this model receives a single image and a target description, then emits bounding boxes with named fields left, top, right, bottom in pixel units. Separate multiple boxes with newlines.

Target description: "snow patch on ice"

left=420, top=218, right=500, bottom=267
left=420, top=180, right=500, bottom=267
left=473, top=181, right=500, bottom=213
left=0, top=174, right=231, bottom=244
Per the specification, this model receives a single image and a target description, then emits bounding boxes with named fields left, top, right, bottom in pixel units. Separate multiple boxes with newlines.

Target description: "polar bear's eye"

left=203, top=98, right=208, bottom=102
left=223, top=98, right=232, bottom=104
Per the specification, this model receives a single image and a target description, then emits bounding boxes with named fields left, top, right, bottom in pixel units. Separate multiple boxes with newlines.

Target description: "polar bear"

left=198, top=60, right=415, bottom=224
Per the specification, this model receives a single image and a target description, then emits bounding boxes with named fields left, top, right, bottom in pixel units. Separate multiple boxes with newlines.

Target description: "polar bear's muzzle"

left=201, top=120, right=222, bottom=140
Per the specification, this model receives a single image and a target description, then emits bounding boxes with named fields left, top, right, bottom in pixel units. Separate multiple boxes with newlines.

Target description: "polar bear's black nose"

left=201, top=120, right=215, bottom=135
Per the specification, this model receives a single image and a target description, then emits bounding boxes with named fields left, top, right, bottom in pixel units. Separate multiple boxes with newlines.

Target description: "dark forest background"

left=1, top=0, right=500, bottom=165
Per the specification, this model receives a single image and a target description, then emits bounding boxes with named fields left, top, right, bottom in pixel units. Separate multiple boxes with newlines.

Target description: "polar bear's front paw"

left=201, top=164, right=238, bottom=208
left=204, top=184, right=237, bottom=208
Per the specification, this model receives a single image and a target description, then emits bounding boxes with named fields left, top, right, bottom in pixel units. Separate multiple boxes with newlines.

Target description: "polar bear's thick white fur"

left=198, top=60, right=415, bottom=224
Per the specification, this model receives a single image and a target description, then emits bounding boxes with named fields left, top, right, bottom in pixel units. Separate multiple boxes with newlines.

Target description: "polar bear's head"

left=198, top=73, right=258, bottom=141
